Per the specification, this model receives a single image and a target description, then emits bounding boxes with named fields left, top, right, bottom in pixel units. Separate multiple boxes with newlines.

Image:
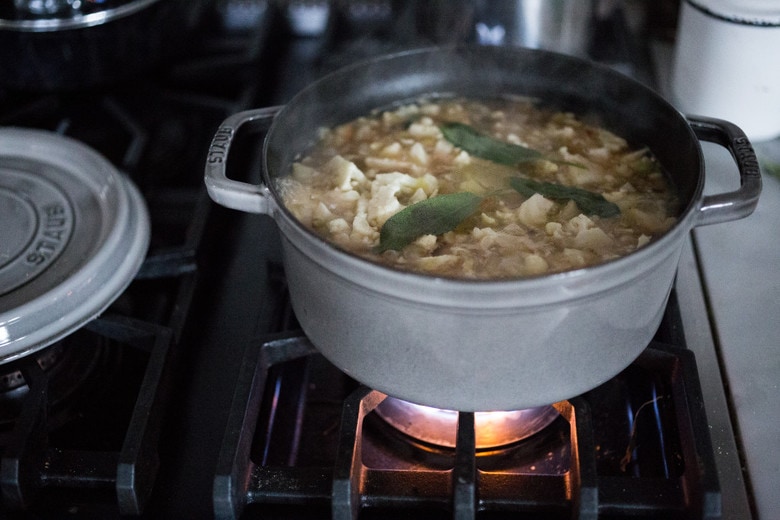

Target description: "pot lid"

left=0, top=128, right=150, bottom=364
left=0, top=0, right=164, bottom=32
left=687, top=0, right=780, bottom=26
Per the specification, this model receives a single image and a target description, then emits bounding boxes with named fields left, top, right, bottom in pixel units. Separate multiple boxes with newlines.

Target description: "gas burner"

left=0, top=343, right=61, bottom=393
left=214, top=334, right=721, bottom=519
left=373, top=396, right=560, bottom=449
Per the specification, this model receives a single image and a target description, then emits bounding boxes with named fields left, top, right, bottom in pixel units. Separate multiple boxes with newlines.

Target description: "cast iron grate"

left=0, top=315, right=173, bottom=515
left=213, top=319, right=721, bottom=519
left=0, top=6, right=271, bottom=514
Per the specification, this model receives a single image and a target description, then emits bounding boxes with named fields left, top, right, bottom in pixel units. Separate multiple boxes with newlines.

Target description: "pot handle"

left=688, top=116, right=762, bottom=227
left=204, top=107, right=283, bottom=214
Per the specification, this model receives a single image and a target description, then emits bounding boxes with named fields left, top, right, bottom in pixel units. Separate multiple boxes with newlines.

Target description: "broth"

left=279, top=97, right=678, bottom=279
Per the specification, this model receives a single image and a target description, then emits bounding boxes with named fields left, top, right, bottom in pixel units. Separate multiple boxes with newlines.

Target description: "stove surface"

left=0, top=1, right=760, bottom=519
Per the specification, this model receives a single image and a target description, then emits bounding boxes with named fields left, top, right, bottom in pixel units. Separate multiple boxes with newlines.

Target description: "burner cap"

left=375, top=397, right=561, bottom=449
left=0, top=128, right=149, bottom=363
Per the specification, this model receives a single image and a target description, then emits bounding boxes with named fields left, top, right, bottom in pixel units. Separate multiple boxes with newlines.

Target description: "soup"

left=279, top=97, right=679, bottom=279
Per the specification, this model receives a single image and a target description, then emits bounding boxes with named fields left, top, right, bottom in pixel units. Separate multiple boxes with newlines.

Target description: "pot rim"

left=0, top=0, right=164, bottom=32
left=263, top=45, right=705, bottom=299
left=274, top=198, right=695, bottom=309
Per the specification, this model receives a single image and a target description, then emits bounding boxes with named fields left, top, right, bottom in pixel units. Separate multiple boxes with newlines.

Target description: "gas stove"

left=211, top=298, right=722, bottom=519
left=0, top=1, right=755, bottom=518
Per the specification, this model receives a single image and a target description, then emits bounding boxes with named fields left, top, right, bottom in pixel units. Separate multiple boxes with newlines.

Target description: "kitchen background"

left=0, top=0, right=778, bottom=519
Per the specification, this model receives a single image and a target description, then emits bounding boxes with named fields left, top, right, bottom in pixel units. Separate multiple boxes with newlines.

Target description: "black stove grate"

left=0, top=315, right=173, bottom=515
left=214, top=301, right=722, bottom=519
left=0, top=4, right=274, bottom=515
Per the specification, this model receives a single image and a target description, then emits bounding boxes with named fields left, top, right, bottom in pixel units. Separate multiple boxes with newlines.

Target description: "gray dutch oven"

left=204, top=46, right=761, bottom=412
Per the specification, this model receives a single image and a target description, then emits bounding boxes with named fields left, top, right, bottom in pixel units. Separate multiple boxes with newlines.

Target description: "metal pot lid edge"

left=0, top=0, right=165, bottom=32
left=687, top=0, right=780, bottom=26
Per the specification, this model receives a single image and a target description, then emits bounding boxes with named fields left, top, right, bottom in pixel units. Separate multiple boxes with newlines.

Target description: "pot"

left=204, top=46, right=760, bottom=412
left=0, top=0, right=208, bottom=91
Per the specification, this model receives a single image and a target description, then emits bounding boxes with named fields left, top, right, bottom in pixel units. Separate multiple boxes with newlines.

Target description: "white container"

left=671, top=0, right=780, bottom=142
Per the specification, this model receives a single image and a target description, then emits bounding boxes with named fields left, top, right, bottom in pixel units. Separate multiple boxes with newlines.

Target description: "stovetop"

left=209, top=301, right=723, bottom=519
left=0, top=1, right=755, bottom=518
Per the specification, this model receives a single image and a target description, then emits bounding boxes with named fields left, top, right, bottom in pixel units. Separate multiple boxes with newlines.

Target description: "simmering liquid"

left=279, top=97, right=678, bottom=279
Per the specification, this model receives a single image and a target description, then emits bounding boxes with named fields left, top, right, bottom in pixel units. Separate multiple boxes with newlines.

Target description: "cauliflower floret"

left=391, top=104, right=420, bottom=119
left=506, top=133, right=524, bottom=145
left=517, top=193, right=555, bottom=227
left=366, top=172, right=427, bottom=227
left=325, top=155, right=366, bottom=191
left=453, top=150, right=471, bottom=166
left=408, top=117, right=442, bottom=138
left=350, top=198, right=377, bottom=243
left=472, top=228, right=526, bottom=250
left=371, top=172, right=417, bottom=194
left=569, top=167, right=603, bottom=185
left=534, top=160, right=559, bottom=175
left=572, top=227, right=613, bottom=251
left=415, top=254, right=460, bottom=272
left=557, top=146, right=582, bottom=164
left=372, top=172, right=437, bottom=197
left=545, top=222, right=564, bottom=238
left=524, top=254, right=549, bottom=275
left=365, top=156, right=416, bottom=173
left=565, top=213, right=613, bottom=251
left=415, top=173, right=439, bottom=196
left=566, top=213, right=596, bottom=234
left=312, top=202, right=333, bottom=224
left=551, top=125, right=575, bottom=139
left=597, top=128, right=628, bottom=151
left=627, top=208, right=675, bottom=234
left=563, top=248, right=588, bottom=267
left=409, top=142, right=429, bottom=165
left=433, top=139, right=455, bottom=157
left=327, top=218, right=349, bottom=234
left=480, top=213, right=497, bottom=226
left=412, top=234, right=438, bottom=254
left=408, top=187, right=428, bottom=205
left=472, top=227, right=498, bottom=249
left=354, top=123, right=375, bottom=141
left=367, top=184, right=403, bottom=227
left=339, top=190, right=361, bottom=202
left=291, top=162, right=317, bottom=181
left=380, top=142, right=402, bottom=157
left=587, top=147, right=611, bottom=161
left=558, top=200, right=580, bottom=221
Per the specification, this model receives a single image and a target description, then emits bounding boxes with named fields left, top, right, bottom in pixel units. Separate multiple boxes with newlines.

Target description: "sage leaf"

left=510, top=177, right=620, bottom=218
left=377, top=192, right=483, bottom=252
left=440, top=122, right=543, bottom=165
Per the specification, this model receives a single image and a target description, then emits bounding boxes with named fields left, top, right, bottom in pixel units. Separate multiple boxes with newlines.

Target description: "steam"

left=266, top=46, right=697, bottom=204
